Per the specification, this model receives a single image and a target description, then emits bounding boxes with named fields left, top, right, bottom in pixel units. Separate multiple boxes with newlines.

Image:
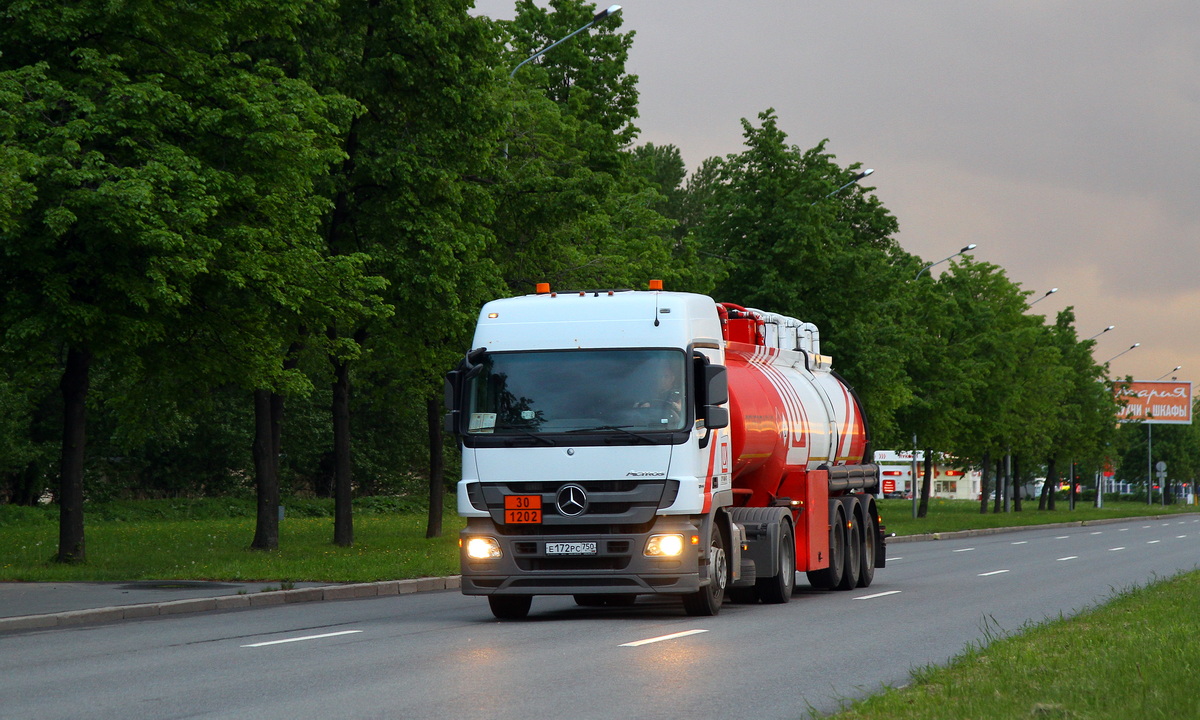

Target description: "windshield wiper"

left=498, top=428, right=556, bottom=446
left=564, top=425, right=658, bottom=444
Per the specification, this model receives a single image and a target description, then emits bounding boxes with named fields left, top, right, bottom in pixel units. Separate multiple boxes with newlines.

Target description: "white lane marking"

left=855, top=590, right=902, bottom=600
left=1056, top=556, right=1078, bottom=561
left=1108, top=547, right=1126, bottom=552
left=953, top=548, right=975, bottom=553
left=1090, top=531, right=1103, bottom=535
left=978, top=570, right=1010, bottom=577
left=1056, top=536, right=1070, bottom=540
left=1143, top=525, right=1152, bottom=529
left=621, top=629, right=708, bottom=647
left=1178, top=535, right=1188, bottom=539
left=1011, top=541, right=1028, bottom=545
left=241, top=630, right=363, bottom=648
left=1119, top=528, right=1129, bottom=532
left=1148, top=540, right=1161, bottom=545
left=886, top=557, right=903, bottom=562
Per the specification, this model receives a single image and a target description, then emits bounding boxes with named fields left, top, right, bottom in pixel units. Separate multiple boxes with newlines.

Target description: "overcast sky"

left=472, top=1, right=1200, bottom=384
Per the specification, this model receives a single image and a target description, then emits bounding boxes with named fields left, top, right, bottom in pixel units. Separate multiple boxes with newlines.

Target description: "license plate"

left=504, top=495, right=542, bottom=524
left=546, top=542, right=597, bottom=555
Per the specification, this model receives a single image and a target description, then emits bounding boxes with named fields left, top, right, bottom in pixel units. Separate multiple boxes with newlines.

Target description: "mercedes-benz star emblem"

left=555, top=484, right=588, bottom=517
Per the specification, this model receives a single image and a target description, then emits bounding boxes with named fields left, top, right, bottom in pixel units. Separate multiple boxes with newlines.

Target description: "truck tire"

left=837, top=505, right=862, bottom=590
left=857, top=500, right=877, bottom=588
left=806, top=504, right=846, bottom=590
left=756, top=520, right=794, bottom=604
left=683, top=526, right=727, bottom=616
left=488, top=595, right=532, bottom=620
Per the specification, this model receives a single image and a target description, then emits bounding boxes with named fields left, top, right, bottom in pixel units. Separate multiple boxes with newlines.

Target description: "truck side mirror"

left=702, top=364, right=729, bottom=429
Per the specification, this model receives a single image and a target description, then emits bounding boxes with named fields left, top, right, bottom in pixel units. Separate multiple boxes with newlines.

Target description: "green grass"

left=877, top=497, right=1199, bottom=537
left=833, top=569, right=1200, bottom=719
left=0, top=497, right=464, bottom=583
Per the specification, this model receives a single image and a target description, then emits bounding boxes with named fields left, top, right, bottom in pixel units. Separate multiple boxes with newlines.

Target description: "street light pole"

left=1156, top=366, right=1181, bottom=380
left=509, top=5, right=622, bottom=79
left=812, top=168, right=874, bottom=205
left=1028, top=287, right=1058, bottom=307
left=1088, top=325, right=1115, bottom=340
left=915, top=244, right=977, bottom=281
left=1103, top=343, right=1140, bottom=365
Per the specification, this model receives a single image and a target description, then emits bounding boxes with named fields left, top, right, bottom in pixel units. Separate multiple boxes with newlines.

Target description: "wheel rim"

left=712, top=544, right=728, bottom=592
left=782, top=536, right=794, bottom=591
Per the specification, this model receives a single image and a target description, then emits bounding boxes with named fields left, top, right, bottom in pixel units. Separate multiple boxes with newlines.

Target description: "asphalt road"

left=3, top=517, right=1197, bottom=720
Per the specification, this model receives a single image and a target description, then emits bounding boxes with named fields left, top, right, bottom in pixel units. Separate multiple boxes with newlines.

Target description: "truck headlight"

left=645, top=534, right=685, bottom=557
left=465, top=537, right=502, bottom=559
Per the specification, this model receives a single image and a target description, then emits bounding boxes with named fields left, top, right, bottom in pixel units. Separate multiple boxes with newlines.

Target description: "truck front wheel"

left=683, top=528, right=727, bottom=616
left=488, top=595, right=532, bottom=620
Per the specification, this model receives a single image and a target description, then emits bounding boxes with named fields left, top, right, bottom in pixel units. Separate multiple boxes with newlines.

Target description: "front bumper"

left=459, top=516, right=701, bottom=596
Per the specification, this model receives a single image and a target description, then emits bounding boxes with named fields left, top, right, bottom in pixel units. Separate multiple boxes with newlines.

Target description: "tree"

left=0, top=0, right=360, bottom=558
left=689, top=110, right=912, bottom=442
left=494, top=0, right=675, bottom=294
left=295, top=0, right=509, bottom=542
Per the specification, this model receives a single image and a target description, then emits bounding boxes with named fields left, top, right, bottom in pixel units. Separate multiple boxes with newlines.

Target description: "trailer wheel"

left=857, top=503, right=877, bottom=588
left=488, top=595, right=532, bottom=620
left=683, top=527, right=727, bottom=616
left=806, top=505, right=845, bottom=590
left=756, top=520, right=794, bottom=604
left=837, top=511, right=862, bottom=590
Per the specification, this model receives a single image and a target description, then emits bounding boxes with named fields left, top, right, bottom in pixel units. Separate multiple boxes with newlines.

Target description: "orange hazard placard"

left=504, top=495, right=542, bottom=523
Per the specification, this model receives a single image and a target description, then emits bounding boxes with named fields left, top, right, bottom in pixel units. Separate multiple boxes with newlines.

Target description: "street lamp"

left=812, top=168, right=874, bottom=205
left=1156, top=366, right=1181, bottom=380
left=915, top=244, right=977, bottom=280
left=509, top=4, right=622, bottom=79
left=1088, top=325, right=1115, bottom=340
left=1029, top=287, right=1058, bottom=306
left=1103, top=343, right=1140, bottom=365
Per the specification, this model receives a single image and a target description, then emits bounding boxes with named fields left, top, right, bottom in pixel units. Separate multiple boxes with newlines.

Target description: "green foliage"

left=690, top=110, right=912, bottom=442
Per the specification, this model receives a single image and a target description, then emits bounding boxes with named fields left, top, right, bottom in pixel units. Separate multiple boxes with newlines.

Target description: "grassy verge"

left=877, top=497, right=1199, bottom=537
left=833, top=569, right=1200, bottom=719
left=0, top=497, right=464, bottom=583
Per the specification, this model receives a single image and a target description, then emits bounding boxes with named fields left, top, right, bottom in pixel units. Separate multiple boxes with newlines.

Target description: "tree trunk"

left=1012, top=456, right=1023, bottom=512
left=978, top=451, right=991, bottom=514
left=1046, top=456, right=1058, bottom=511
left=332, top=357, right=354, bottom=547
left=426, top=396, right=445, bottom=538
left=56, top=346, right=90, bottom=564
left=9, top=463, right=42, bottom=506
left=251, top=389, right=280, bottom=551
left=917, top=448, right=933, bottom=518
left=992, top=458, right=1003, bottom=513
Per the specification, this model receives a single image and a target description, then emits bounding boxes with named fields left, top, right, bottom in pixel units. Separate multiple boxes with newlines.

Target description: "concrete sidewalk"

left=0, top=577, right=461, bottom=633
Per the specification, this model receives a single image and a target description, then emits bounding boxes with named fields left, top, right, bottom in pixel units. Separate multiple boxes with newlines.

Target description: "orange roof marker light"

left=535, top=282, right=551, bottom=295
left=649, top=279, right=663, bottom=291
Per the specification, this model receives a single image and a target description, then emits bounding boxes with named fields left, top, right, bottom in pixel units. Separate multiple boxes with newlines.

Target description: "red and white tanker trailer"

left=444, top=282, right=885, bottom=619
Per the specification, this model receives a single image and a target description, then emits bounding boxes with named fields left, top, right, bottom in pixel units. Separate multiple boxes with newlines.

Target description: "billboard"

left=1113, top=381, right=1192, bottom=424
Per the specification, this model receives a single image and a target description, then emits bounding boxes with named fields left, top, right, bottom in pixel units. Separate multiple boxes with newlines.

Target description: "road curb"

left=0, top=576, right=462, bottom=634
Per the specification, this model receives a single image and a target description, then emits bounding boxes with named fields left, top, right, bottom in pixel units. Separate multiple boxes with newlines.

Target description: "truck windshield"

left=465, top=349, right=688, bottom=435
